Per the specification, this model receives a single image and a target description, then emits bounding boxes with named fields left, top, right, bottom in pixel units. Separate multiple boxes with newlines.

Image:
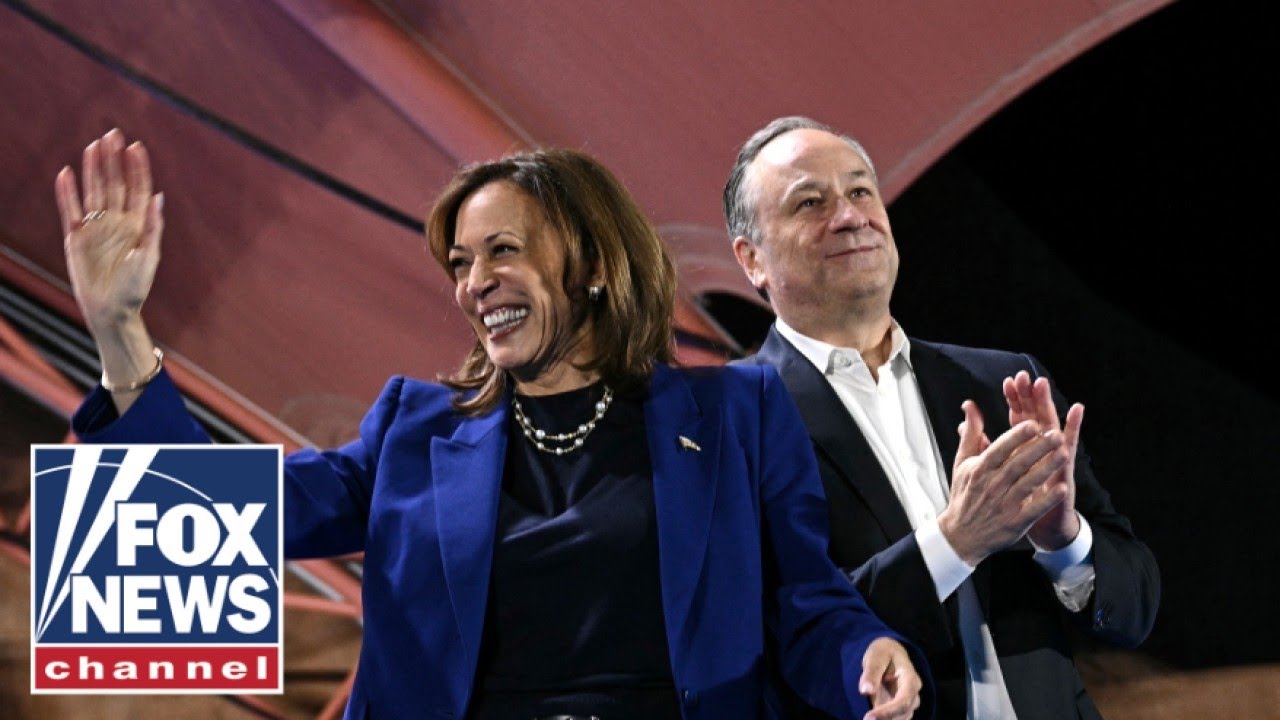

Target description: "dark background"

left=890, top=0, right=1279, bottom=668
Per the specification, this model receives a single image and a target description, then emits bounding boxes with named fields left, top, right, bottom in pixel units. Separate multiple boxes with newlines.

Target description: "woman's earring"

left=588, top=285, right=602, bottom=302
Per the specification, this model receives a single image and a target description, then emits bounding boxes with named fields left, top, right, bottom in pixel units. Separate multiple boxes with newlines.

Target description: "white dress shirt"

left=775, top=318, right=1095, bottom=719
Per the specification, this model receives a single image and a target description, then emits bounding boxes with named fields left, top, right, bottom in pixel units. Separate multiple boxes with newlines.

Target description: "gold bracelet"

left=101, top=347, right=165, bottom=393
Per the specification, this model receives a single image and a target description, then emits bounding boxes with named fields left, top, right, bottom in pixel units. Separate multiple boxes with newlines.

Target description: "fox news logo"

left=30, top=445, right=283, bottom=694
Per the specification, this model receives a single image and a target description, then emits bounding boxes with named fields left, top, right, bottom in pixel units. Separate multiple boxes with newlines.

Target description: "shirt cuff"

left=916, top=519, right=974, bottom=602
left=1031, top=512, right=1096, bottom=611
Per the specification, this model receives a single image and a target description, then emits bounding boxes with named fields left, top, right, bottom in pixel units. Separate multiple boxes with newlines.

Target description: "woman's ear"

left=589, top=258, right=606, bottom=293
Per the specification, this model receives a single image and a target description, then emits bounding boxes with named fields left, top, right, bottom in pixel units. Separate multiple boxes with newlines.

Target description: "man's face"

left=734, top=128, right=898, bottom=325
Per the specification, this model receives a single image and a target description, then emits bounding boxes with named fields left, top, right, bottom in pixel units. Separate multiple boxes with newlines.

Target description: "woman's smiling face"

left=447, top=181, right=594, bottom=393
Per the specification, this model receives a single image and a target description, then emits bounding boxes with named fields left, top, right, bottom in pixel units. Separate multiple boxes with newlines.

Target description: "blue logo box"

left=30, top=444, right=283, bottom=694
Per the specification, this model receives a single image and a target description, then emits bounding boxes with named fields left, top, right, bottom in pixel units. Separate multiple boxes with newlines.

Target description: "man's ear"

left=732, top=235, right=767, bottom=293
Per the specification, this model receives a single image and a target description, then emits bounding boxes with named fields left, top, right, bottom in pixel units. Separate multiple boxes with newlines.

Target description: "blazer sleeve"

left=1024, top=353, right=1161, bottom=647
left=72, top=369, right=209, bottom=444
left=843, top=532, right=957, bottom=656
left=72, top=368, right=409, bottom=560
left=755, top=366, right=935, bottom=720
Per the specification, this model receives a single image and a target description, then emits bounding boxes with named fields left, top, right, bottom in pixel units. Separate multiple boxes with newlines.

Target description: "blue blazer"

left=75, top=362, right=931, bottom=720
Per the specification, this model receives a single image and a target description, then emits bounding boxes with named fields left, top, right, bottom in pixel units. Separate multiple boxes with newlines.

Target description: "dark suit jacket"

left=737, top=327, right=1159, bottom=720
left=74, top=362, right=931, bottom=720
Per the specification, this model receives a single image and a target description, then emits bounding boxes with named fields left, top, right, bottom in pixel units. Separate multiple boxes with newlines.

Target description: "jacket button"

left=682, top=689, right=698, bottom=707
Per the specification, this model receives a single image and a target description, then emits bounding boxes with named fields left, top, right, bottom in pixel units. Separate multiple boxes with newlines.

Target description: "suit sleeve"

left=72, top=368, right=407, bottom=561
left=756, top=366, right=935, bottom=719
left=842, top=531, right=957, bottom=655
left=1024, top=354, right=1160, bottom=647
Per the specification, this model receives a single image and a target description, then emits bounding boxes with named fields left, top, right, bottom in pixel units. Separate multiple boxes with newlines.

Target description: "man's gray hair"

left=723, top=116, right=876, bottom=244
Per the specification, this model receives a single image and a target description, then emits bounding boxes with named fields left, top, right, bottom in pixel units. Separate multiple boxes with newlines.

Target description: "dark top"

left=467, top=383, right=681, bottom=720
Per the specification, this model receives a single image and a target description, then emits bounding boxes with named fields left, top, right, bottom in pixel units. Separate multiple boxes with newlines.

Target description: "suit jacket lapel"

left=906, top=340, right=972, bottom=491
left=430, top=400, right=508, bottom=675
left=644, top=364, right=721, bottom=648
left=908, top=339, right=1008, bottom=615
left=757, top=327, right=914, bottom=542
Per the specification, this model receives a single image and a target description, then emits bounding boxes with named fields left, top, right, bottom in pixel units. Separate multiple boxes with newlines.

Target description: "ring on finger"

left=82, top=210, right=107, bottom=223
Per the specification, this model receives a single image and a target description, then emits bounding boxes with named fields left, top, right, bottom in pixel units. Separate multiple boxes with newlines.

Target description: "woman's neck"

left=512, top=362, right=600, bottom=397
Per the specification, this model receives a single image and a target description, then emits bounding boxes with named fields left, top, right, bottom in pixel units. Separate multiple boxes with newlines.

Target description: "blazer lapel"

left=757, top=327, right=914, bottom=541
left=906, top=340, right=972, bottom=491
left=430, top=401, right=508, bottom=675
left=908, top=339, right=1015, bottom=615
left=644, top=364, right=721, bottom=643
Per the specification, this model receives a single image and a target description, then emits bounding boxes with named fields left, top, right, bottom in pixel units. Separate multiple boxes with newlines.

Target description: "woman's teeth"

left=483, top=307, right=529, bottom=333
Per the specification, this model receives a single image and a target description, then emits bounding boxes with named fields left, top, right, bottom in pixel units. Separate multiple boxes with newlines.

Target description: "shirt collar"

left=775, top=317, right=913, bottom=375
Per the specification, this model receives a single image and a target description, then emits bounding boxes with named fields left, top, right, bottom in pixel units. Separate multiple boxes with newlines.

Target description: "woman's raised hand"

left=55, top=129, right=165, bottom=411
left=55, top=128, right=163, bottom=335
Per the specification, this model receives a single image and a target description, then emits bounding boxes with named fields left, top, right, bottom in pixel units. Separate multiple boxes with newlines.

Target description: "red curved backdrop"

left=0, top=0, right=1171, bottom=431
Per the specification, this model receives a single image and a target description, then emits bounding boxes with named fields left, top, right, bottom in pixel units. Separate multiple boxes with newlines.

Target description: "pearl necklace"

left=511, top=385, right=614, bottom=455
